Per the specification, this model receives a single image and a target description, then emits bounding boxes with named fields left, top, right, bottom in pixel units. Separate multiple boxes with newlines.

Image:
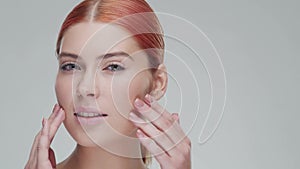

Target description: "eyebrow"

left=57, top=51, right=134, bottom=61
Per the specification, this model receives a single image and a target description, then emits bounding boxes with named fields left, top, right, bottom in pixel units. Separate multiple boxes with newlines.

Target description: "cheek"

left=128, top=71, right=152, bottom=103
left=105, top=72, right=152, bottom=137
left=55, top=74, right=72, bottom=109
left=109, top=71, right=152, bottom=115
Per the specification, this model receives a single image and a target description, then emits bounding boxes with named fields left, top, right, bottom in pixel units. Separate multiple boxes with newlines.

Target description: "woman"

left=25, top=0, right=191, bottom=169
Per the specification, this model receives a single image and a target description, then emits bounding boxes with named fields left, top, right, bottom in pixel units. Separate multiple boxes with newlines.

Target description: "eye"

left=60, top=62, right=81, bottom=72
left=103, top=63, right=125, bottom=72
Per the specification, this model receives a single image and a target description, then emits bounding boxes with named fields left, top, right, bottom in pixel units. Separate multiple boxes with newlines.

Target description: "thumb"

left=171, top=113, right=180, bottom=124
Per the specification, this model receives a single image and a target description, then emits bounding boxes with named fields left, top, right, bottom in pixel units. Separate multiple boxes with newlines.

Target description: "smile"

left=74, top=112, right=108, bottom=118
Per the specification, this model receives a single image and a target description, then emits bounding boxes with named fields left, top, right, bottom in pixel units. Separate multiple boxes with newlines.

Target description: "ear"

left=150, top=64, right=168, bottom=100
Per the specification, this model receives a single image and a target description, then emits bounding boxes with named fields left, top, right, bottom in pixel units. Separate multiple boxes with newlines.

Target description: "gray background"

left=0, top=0, right=299, bottom=169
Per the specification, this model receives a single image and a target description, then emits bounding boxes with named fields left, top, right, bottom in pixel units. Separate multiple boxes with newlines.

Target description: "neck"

left=61, top=144, right=148, bottom=169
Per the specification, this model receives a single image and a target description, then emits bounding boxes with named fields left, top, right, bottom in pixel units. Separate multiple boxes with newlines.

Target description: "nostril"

left=75, top=77, right=100, bottom=98
left=75, top=87, right=92, bottom=97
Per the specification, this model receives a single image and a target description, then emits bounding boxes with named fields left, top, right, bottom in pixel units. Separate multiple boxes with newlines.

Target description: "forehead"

left=60, top=22, right=142, bottom=56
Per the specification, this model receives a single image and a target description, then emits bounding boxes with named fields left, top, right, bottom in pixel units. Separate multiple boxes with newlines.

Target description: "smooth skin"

left=25, top=104, right=65, bottom=169
left=25, top=22, right=191, bottom=169
left=25, top=99, right=191, bottom=169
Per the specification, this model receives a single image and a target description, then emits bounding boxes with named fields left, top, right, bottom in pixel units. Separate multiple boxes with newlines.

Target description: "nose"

left=75, top=70, right=100, bottom=98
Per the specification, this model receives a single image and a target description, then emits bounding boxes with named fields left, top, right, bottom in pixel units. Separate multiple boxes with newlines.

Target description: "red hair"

left=56, top=0, right=165, bottom=68
left=55, top=0, right=165, bottom=165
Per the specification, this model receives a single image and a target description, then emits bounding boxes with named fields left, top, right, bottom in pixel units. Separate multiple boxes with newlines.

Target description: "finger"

left=171, top=113, right=180, bottom=124
left=136, top=129, right=171, bottom=165
left=130, top=111, right=187, bottom=156
left=129, top=112, right=179, bottom=156
left=145, top=94, right=172, bottom=121
left=134, top=98, right=186, bottom=144
left=37, top=118, right=50, bottom=165
left=28, top=106, right=61, bottom=161
left=135, top=96, right=175, bottom=132
left=134, top=98, right=167, bottom=128
left=28, top=117, right=44, bottom=162
left=136, top=96, right=189, bottom=152
left=144, top=95, right=184, bottom=136
left=27, top=130, right=41, bottom=166
left=49, top=108, right=65, bottom=142
left=48, top=104, right=60, bottom=124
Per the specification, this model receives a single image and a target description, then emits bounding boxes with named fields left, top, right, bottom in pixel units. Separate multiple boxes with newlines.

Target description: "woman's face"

left=55, top=22, right=155, bottom=149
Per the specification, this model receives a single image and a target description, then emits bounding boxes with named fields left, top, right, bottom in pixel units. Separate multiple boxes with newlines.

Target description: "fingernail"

left=136, top=129, right=144, bottom=138
left=134, top=98, right=144, bottom=108
left=145, top=94, right=153, bottom=104
left=42, top=117, right=45, bottom=127
left=172, top=113, right=179, bottom=119
left=54, top=103, right=60, bottom=111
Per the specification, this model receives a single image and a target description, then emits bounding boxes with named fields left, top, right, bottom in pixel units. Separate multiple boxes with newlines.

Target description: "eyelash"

left=104, top=63, right=125, bottom=72
left=60, top=62, right=125, bottom=72
left=60, top=62, right=81, bottom=71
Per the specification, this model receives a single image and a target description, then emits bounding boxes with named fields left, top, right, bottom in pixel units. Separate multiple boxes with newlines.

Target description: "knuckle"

left=161, top=119, right=172, bottom=130
left=184, top=142, right=191, bottom=154
left=50, top=124, right=57, bottom=132
left=36, top=144, right=48, bottom=151
left=182, top=146, right=191, bottom=156
left=34, top=132, right=41, bottom=140
left=185, top=137, right=191, bottom=146
left=173, top=153, right=185, bottom=165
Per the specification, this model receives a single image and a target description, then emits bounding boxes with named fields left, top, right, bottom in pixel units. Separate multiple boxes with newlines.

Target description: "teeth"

left=75, top=112, right=107, bottom=118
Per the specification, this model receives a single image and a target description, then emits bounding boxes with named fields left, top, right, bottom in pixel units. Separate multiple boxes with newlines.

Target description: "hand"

left=25, top=104, right=65, bottom=169
left=129, top=94, right=191, bottom=169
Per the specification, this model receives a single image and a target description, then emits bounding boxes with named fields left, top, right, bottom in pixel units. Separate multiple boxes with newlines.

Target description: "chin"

left=64, top=118, right=137, bottom=149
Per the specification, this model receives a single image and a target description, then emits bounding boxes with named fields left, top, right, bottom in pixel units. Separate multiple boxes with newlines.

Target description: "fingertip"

left=41, top=118, right=49, bottom=137
left=61, top=112, right=66, bottom=121
left=171, top=113, right=178, bottom=119
left=171, top=113, right=180, bottom=123
left=136, top=129, right=145, bottom=138
left=42, top=117, right=45, bottom=127
left=53, top=103, right=60, bottom=112
left=144, top=94, right=154, bottom=105
left=59, top=108, right=66, bottom=119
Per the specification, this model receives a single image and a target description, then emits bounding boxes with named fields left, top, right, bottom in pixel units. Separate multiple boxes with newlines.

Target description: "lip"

left=75, top=106, right=107, bottom=114
left=74, top=106, right=108, bottom=125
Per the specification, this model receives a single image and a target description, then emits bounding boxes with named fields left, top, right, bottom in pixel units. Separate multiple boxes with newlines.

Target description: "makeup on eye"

left=57, top=50, right=133, bottom=73
left=60, top=62, right=81, bottom=72
left=103, top=62, right=125, bottom=72
left=59, top=60, right=126, bottom=73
